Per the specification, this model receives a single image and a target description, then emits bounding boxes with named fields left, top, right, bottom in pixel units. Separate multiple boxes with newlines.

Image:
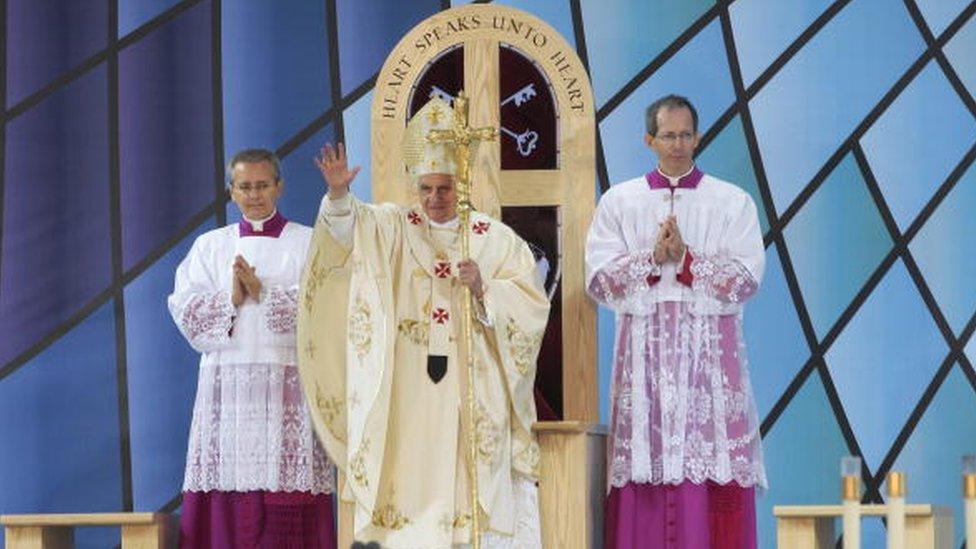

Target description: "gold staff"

left=427, top=91, right=496, bottom=549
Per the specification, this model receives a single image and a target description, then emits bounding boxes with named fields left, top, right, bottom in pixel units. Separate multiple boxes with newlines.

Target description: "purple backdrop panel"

left=5, top=0, right=107, bottom=107
left=336, top=0, right=442, bottom=94
left=118, top=1, right=215, bottom=271
left=221, top=0, right=331, bottom=157
left=1, top=66, right=111, bottom=367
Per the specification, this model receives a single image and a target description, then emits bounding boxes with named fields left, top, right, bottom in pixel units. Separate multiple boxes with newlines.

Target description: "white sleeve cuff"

left=320, top=193, right=355, bottom=247
left=474, top=287, right=494, bottom=328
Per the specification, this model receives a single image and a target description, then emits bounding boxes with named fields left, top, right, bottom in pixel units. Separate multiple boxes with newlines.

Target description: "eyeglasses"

left=654, top=132, right=696, bottom=144
left=232, top=181, right=276, bottom=193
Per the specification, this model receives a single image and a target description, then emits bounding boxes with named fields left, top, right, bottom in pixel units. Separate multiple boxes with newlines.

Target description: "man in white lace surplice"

left=168, top=149, right=336, bottom=548
left=586, top=95, right=766, bottom=549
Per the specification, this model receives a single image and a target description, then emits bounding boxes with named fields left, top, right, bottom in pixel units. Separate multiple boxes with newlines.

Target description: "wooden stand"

left=774, top=504, right=953, bottom=549
left=534, top=421, right=607, bottom=549
left=1, top=513, right=172, bottom=549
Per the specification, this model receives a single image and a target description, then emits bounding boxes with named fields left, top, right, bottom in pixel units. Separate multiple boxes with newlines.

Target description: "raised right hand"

left=315, top=142, right=361, bottom=198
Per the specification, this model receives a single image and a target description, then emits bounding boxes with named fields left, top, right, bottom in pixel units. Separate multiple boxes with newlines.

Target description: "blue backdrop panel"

left=277, top=125, right=337, bottom=226
left=580, top=0, right=712, bottom=107
left=222, top=0, right=331, bottom=157
left=5, top=0, right=107, bottom=107
left=909, top=163, right=976, bottom=335
left=0, top=303, right=122, bottom=549
left=860, top=518, right=888, bottom=549
left=599, top=19, right=735, bottom=186
left=893, top=365, right=976, bottom=545
left=336, top=0, right=442, bottom=94
left=784, top=154, right=892, bottom=340
left=945, top=15, right=976, bottom=99
left=861, top=62, right=976, bottom=232
left=756, top=372, right=849, bottom=549
left=119, top=0, right=184, bottom=39
left=1, top=66, right=111, bottom=367
left=749, top=0, right=924, bottom=214
left=743, top=245, right=809, bottom=420
left=728, top=0, right=834, bottom=88
left=125, top=220, right=215, bottom=511
left=825, top=260, right=947, bottom=471
left=342, top=90, right=375, bottom=203
left=915, top=0, right=972, bottom=35
left=118, top=1, right=215, bottom=272
left=696, top=116, right=768, bottom=234
left=458, top=0, right=576, bottom=50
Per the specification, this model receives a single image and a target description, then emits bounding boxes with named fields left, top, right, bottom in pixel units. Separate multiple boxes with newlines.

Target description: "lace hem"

left=607, top=303, right=766, bottom=491
left=608, top=455, right=767, bottom=489
left=689, top=251, right=759, bottom=304
left=183, top=362, right=335, bottom=494
left=178, top=290, right=234, bottom=345
left=264, top=285, right=299, bottom=334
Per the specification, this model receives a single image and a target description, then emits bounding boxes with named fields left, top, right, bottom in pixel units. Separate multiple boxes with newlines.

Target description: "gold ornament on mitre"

left=403, top=97, right=458, bottom=178
left=402, top=96, right=501, bottom=217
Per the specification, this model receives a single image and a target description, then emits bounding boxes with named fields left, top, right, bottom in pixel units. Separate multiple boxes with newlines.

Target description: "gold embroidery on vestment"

left=397, top=319, right=430, bottom=346
left=315, top=387, right=346, bottom=444
left=349, top=296, right=373, bottom=358
left=371, top=503, right=410, bottom=530
left=505, top=318, right=543, bottom=375
left=350, top=438, right=371, bottom=488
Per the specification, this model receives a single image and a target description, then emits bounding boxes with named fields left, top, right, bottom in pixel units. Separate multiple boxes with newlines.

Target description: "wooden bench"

left=774, top=504, right=953, bottom=549
left=0, top=513, right=172, bottom=549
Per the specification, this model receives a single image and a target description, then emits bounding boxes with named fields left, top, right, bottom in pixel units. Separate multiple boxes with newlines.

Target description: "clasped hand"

left=653, top=215, right=686, bottom=265
left=232, top=255, right=262, bottom=307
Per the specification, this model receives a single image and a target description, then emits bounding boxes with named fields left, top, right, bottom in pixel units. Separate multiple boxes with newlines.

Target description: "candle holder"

left=964, top=455, right=976, bottom=549
left=841, top=456, right=861, bottom=549
left=886, top=471, right=906, bottom=549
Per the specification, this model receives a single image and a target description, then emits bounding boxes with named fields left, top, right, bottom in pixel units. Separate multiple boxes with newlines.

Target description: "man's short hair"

left=226, top=148, right=282, bottom=186
left=645, top=94, right=698, bottom=136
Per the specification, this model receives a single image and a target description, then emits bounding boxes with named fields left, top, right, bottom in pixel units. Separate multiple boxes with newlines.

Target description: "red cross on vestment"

left=434, top=261, right=452, bottom=278
left=472, top=221, right=490, bottom=235
left=407, top=211, right=423, bottom=225
left=432, top=308, right=450, bottom=324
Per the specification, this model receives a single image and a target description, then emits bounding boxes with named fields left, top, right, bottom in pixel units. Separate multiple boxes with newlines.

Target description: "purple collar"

left=645, top=167, right=703, bottom=190
left=238, top=210, right=287, bottom=238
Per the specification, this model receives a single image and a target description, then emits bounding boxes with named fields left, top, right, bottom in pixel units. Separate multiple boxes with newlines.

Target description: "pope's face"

left=418, top=173, right=457, bottom=223
left=644, top=106, right=700, bottom=176
left=230, top=160, right=282, bottom=220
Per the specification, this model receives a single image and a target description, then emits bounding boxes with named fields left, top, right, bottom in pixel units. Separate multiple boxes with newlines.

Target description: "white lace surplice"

left=586, top=174, right=767, bottom=490
left=169, top=223, right=335, bottom=495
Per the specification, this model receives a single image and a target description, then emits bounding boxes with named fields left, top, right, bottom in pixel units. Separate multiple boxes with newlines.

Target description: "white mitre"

left=402, top=97, right=458, bottom=178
